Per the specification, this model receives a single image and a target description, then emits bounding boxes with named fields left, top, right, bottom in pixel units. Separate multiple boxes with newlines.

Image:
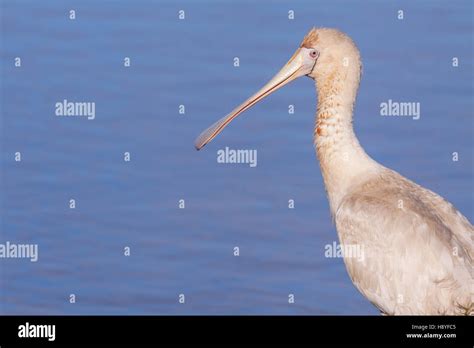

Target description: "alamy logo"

left=18, top=322, right=55, bottom=341
left=0, top=241, right=38, bottom=262
left=324, top=241, right=365, bottom=262
left=217, top=147, right=257, bottom=168
left=55, top=99, right=95, bottom=120
left=380, top=99, right=420, bottom=120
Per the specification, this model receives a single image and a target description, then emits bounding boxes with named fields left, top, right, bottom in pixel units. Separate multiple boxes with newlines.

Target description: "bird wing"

left=334, top=169, right=473, bottom=314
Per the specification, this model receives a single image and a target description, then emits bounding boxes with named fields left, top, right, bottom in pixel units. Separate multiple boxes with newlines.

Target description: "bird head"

left=301, top=28, right=361, bottom=82
left=194, top=28, right=361, bottom=150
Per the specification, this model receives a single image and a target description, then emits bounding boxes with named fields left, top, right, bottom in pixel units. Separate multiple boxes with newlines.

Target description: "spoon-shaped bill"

left=194, top=47, right=317, bottom=150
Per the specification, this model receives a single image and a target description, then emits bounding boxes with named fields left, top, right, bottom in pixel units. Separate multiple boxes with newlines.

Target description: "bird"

left=194, top=28, right=473, bottom=315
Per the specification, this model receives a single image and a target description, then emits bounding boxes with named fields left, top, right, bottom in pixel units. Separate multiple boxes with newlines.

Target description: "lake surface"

left=0, top=0, right=472, bottom=314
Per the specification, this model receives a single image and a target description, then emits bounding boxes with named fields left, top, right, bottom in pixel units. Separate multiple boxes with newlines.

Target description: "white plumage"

left=195, top=28, right=473, bottom=315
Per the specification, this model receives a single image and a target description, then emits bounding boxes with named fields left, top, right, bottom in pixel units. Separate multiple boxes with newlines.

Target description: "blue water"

left=0, top=0, right=472, bottom=314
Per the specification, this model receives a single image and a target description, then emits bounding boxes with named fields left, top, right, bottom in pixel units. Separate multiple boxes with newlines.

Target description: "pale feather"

left=307, top=28, right=473, bottom=315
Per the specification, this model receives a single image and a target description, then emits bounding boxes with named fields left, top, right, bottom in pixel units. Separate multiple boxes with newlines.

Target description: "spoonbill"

left=194, top=28, right=473, bottom=315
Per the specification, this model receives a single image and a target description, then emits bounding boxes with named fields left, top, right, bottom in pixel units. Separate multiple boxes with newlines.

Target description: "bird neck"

left=313, top=67, right=378, bottom=214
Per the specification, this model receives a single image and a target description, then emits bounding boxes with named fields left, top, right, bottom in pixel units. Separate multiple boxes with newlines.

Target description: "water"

left=0, top=0, right=472, bottom=314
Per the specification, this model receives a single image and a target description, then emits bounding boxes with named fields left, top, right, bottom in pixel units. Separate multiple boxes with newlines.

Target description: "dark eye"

left=310, top=50, right=318, bottom=59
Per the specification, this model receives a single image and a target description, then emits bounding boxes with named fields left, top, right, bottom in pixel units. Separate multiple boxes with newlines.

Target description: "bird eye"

left=310, top=50, right=318, bottom=59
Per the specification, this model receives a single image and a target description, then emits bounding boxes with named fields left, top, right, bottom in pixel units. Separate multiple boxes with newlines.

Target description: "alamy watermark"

left=380, top=99, right=420, bottom=120
left=324, top=241, right=364, bottom=262
left=217, top=147, right=257, bottom=168
left=55, top=99, right=95, bottom=120
left=0, top=241, right=38, bottom=262
left=18, top=322, right=55, bottom=341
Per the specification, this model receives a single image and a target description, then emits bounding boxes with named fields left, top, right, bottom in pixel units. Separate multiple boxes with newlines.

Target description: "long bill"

left=194, top=47, right=316, bottom=150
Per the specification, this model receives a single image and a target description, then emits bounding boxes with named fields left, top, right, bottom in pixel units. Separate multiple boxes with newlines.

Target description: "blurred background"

left=0, top=0, right=472, bottom=314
